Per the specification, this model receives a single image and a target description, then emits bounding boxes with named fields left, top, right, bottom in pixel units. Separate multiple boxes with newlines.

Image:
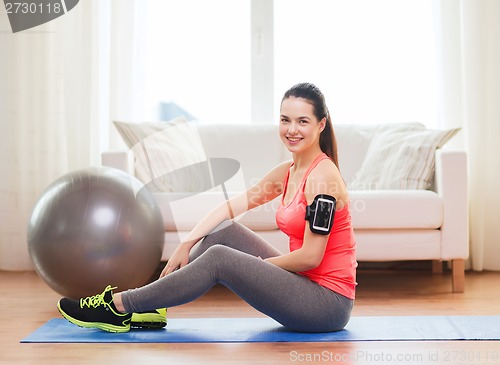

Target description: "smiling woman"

left=55, top=83, right=357, bottom=334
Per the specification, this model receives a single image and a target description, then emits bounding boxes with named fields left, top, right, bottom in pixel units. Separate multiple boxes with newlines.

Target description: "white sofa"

left=102, top=122, right=468, bottom=292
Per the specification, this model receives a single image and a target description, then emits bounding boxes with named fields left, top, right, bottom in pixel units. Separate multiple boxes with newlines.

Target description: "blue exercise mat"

left=21, top=316, right=500, bottom=343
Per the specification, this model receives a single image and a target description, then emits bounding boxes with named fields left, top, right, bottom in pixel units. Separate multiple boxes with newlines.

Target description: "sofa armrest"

left=434, top=149, right=469, bottom=260
left=101, top=150, right=135, bottom=176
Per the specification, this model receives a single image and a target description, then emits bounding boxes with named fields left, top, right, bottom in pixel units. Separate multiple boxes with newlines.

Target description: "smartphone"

left=311, top=197, right=336, bottom=232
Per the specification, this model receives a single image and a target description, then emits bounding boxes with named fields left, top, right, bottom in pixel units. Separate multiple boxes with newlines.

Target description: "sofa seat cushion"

left=349, top=190, right=443, bottom=229
left=156, top=189, right=442, bottom=232
left=156, top=191, right=280, bottom=232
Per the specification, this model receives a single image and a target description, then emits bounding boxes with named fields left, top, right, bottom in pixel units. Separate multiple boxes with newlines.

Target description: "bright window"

left=274, top=0, right=438, bottom=127
left=140, top=0, right=438, bottom=127
left=141, top=0, right=251, bottom=123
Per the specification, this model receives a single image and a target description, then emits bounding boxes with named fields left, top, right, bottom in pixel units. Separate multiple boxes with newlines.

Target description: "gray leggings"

left=122, top=221, right=353, bottom=332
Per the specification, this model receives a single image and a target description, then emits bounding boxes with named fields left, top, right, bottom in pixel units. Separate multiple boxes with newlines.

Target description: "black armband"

left=305, top=194, right=336, bottom=235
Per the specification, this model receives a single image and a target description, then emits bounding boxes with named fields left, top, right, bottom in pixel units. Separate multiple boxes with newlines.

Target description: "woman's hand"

left=159, top=243, right=191, bottom=278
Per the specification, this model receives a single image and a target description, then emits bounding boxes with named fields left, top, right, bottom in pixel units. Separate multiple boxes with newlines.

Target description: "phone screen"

left=312, top=198, right=335, bottom=231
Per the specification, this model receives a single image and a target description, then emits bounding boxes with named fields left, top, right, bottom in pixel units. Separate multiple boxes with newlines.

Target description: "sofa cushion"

left=334, top=122, right=426, bottom=183
left=349, top=190, right=443, bottom=229
left=113, top=118, right=207, bottom=192
left=156, top=191, right=280, bottom=232
left=156, top=189, right=442, bottom=232
left=348, top=126, right=460, bottom=190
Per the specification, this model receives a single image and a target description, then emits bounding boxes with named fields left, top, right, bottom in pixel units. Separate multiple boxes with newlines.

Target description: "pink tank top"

left=275, top=153, right=357, bottom=299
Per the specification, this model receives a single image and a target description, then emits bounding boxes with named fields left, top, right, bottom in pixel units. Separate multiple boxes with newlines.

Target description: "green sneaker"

left=131, top=308, right=167, bottom=329
left=57, top=285, right=131, bottom=333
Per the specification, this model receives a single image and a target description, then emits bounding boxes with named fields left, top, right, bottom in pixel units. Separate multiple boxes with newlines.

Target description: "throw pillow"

left=113, top=118, right=207, bottom=192
left=348, top=126, right=460, bottom=190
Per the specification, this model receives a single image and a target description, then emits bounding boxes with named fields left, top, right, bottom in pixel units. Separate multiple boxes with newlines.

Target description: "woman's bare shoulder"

left=305, top=158, right=349, bottom=205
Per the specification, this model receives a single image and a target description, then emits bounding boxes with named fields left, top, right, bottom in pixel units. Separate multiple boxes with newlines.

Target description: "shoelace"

left=79, top=285, right=117, bottom=309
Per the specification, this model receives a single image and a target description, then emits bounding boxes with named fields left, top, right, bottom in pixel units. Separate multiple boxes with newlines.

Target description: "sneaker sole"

left=57, top=301, right=130, bottom=333
left=131, top=313, right=167, bottom=329
left=131, top=321, right=167, bottom=329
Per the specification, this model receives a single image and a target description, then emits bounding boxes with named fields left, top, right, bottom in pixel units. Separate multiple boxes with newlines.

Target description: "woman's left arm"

left=265, top=161, right=348, bottom=272
left=264, top=233, right=328, bottom=272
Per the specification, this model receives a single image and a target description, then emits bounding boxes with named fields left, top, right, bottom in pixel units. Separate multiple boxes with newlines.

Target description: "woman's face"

left=279, top=96, right=325, bottom=154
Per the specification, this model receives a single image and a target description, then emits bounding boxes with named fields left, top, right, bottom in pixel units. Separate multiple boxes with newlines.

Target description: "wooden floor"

left=1, top=267, right=500, bottom=365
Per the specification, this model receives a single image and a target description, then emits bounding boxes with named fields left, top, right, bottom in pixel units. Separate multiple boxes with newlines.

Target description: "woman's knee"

left=202, top=220, right=243, bottom=244
left=203, top=244, right=236, bottom=260
left=211, top=220, right=244, bottom=235
left=199, top=245, right=246, bottom=278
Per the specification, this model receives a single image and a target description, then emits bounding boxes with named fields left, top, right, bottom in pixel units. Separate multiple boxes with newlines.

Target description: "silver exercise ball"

left=28, top=167, right=164, bottom=299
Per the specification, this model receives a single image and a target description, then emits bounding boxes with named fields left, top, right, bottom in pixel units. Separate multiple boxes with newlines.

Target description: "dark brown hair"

left=281, top=83, right=339, bottom=169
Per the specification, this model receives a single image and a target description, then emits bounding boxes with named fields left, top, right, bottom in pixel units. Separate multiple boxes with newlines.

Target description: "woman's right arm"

left=160, top=161, right=290, bottom=277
